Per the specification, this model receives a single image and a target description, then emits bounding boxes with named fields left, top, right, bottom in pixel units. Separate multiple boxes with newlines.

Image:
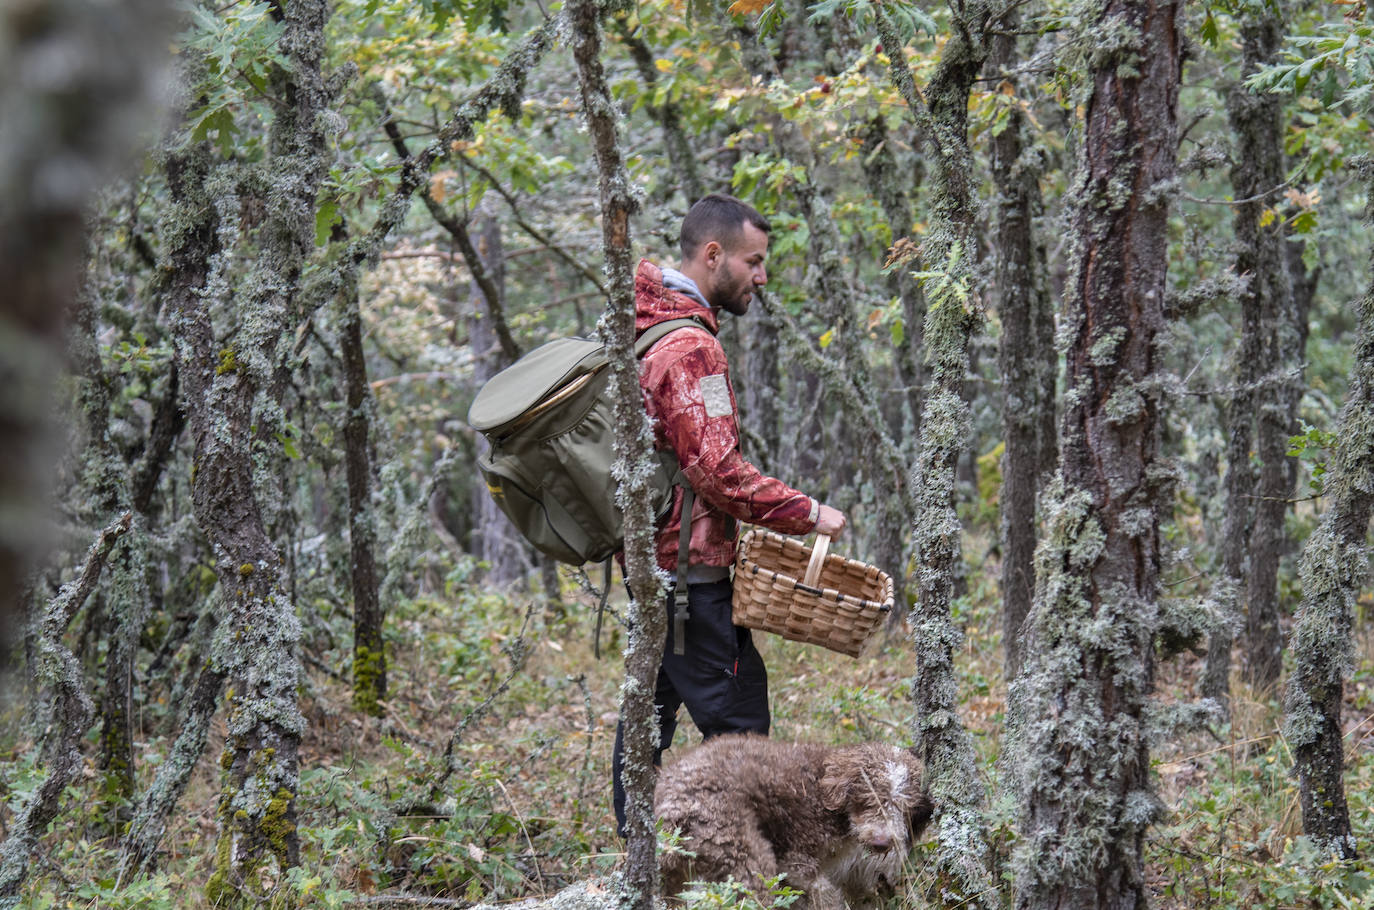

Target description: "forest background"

left=3, top=0, right=1374, bottom=906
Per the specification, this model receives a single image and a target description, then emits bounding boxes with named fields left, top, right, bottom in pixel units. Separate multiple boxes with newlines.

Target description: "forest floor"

left=8, top=550, right=1374, bottom=908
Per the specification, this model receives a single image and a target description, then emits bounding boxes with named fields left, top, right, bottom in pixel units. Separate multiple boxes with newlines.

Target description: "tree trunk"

left=1010, top=0, right=1180, bottom=906
left=569, top=2, right=666, bottom=908
left=121, top=658, right=227, bottom=875
left=165, top=139, right=309, bottom=902
left=1242, top=14, right=1302, bottom=687
left=170, top=0, right=331, bottom=898
left=340, top=282, right=387, bottom=716
left=1206, top=12, right=1292, bottom=701
left=468, top=214, right=530, bottom=587
left=69, top=282, right=149, bottom=830
left=988, top=19, right=1053, bottom=680
left=875, top=6, right=998, bottom=905
left=741, top=315, right=782, bottom=471
left=0, top=514, right=132, bottom=898
left=1283, top=161, right=1374, bottom=860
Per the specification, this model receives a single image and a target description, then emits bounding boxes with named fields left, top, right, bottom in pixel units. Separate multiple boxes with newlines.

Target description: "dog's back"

left=654, top=734, right=932, bottom=909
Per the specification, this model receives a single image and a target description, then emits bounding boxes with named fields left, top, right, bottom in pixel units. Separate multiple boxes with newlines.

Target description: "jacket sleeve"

left=644, top=333, right=817, bottom=534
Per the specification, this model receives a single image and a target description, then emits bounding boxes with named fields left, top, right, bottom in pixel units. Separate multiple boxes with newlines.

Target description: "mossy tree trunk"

left=988, top=17, right=1054, bottom=680
left=876, top=4, right=999, bottom=904
left=119, top=140, right=228, bottom=878
left=0, top=513, right=132, bottom=900
left=1283, top=160, right=1374, bottom=860
left=569, top=1, right=665, bottom=908
left=1009, top=0, right=1181, bottom=905
left=339, top=280, right=387, bottom=716
left=70, top=286, right=152, bottom=832
left=1204, top=10, right=1291, bottom=704
left=858, top=114, right=924, bottom=615
left=166, top=0, right=331, bottom=897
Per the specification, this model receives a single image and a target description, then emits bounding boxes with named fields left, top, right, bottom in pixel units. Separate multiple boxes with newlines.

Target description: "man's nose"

left=754, top=266, right=767, bottom=285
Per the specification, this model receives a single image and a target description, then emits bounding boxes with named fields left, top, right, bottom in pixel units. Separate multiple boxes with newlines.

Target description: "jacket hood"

left=635, top=259, right=719, bottom=336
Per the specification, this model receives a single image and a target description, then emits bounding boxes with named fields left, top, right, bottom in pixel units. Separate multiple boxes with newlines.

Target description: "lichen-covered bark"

left=339, top=281, right=386, bottom=716
left=121, top=657, right=227, bottom=875
left=875, top=6, right=998, bottom=905
left=0, top=512, right=132, bottom=899
left=67, top=282, right=146, bottom=828
left=1009, top=0, right=1181, bottom=906
left=988, top=19, right=1054, bottom=679
left=0, top=0, right=168, bottom=650
left=857, top=116, right=923, bottom=615
left=1283, top=161, right=1374, bottom=860
left=166, top=0, right=331, bottom=896
left=1204, top=12, right=1291, bottom=702
left=163, top=135, right=308, bottom=901
left=568, top=1, right=664, bottom=906
left=858, top=116, right=927, bottom=451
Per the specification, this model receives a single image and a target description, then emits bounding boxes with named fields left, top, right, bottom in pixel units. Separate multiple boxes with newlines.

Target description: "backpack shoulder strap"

left=634, top=317, right=711, bottom=357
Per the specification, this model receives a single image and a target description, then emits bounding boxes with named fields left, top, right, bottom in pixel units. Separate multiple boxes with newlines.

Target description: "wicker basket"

left=732, top=529, right=893, bottom=658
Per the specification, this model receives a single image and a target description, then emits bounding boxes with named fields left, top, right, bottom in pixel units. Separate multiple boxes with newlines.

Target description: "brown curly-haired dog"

left=654, top=734, right=934, bottom=909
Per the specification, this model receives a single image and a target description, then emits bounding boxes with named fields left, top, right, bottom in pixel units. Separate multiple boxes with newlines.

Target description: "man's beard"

left=713, top=262, right=752, bottom=316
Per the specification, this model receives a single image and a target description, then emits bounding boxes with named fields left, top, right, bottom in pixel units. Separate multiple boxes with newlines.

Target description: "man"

left=612, top=193, right=847, bottom=833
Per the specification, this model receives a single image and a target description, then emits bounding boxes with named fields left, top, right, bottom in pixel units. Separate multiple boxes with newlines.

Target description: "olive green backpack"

left=467, top=317, right=704, bottom=566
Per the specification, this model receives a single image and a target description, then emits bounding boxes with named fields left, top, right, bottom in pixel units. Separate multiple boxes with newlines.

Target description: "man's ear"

left=702, top=240, right=722, bottom=268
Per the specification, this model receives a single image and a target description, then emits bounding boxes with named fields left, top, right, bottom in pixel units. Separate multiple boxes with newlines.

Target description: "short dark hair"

left=680, top=193, right=770, bottom=260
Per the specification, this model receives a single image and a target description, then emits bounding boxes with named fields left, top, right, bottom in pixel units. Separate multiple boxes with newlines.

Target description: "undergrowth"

left=3, top=549, right=1374, bottom=907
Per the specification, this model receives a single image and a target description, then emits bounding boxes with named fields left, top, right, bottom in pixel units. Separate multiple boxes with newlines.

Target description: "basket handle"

left=803, top=534, right=831, bottom=588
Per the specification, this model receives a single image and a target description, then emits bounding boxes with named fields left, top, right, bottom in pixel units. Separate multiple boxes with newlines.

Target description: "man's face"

left=707, top=222, right=769, bottom=316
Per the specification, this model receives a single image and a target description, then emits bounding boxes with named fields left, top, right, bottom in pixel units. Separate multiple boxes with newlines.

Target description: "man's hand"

left=814, top=504, right=847, bottom=539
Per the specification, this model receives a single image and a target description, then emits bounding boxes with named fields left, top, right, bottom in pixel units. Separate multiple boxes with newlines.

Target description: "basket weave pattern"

left=732, top=529, right=893, bottom=658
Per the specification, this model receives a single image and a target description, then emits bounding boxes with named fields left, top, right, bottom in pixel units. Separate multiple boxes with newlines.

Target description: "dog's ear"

left=820, top=758, right=850, bottom=812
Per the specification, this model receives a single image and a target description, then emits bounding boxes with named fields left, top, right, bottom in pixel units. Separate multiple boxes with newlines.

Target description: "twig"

left=1180, top=175, right=1298, bottom=207
left=454, top=156, right=607, bottom=295
left=437, top=601, right=539, bottom=788
left=1169, top=729, right=1280, bottom=764
left=347, top=894, right=474, bottom=908
left=492, top=777, right=545, bottom=893
left=369, top=372, right=464, bottom=390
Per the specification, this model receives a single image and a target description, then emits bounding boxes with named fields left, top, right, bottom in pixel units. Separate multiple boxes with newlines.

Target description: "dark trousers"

left=612, top=578, right=770, bottom=835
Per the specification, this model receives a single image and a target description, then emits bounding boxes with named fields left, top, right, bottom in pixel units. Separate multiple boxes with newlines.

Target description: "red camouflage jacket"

left=635, top=259, right=818, bottom=573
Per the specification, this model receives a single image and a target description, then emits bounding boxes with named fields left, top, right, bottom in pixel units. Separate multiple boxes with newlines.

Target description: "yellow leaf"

left=1259, top=207, right=1277, bottom=228
left=818, top=328, right=835, bottom=349
left=728, top=0, right=769, bottom=16
left=655, top=58, right=673, bottom=73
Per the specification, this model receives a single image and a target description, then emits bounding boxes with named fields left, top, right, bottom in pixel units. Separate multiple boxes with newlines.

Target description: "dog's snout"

left=867, top=832, right=893, bottom=852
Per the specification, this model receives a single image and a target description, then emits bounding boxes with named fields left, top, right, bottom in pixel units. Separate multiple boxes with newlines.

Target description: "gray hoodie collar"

left=660, top=267, right=712, bottom=309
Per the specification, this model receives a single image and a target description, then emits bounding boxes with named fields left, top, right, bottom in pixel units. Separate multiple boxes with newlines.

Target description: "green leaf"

left=1289, top=210, right=1318, bottom=233
left=1200, top=12, right=1219, bottom=49
left=315, top=198, right=341, bottom=247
